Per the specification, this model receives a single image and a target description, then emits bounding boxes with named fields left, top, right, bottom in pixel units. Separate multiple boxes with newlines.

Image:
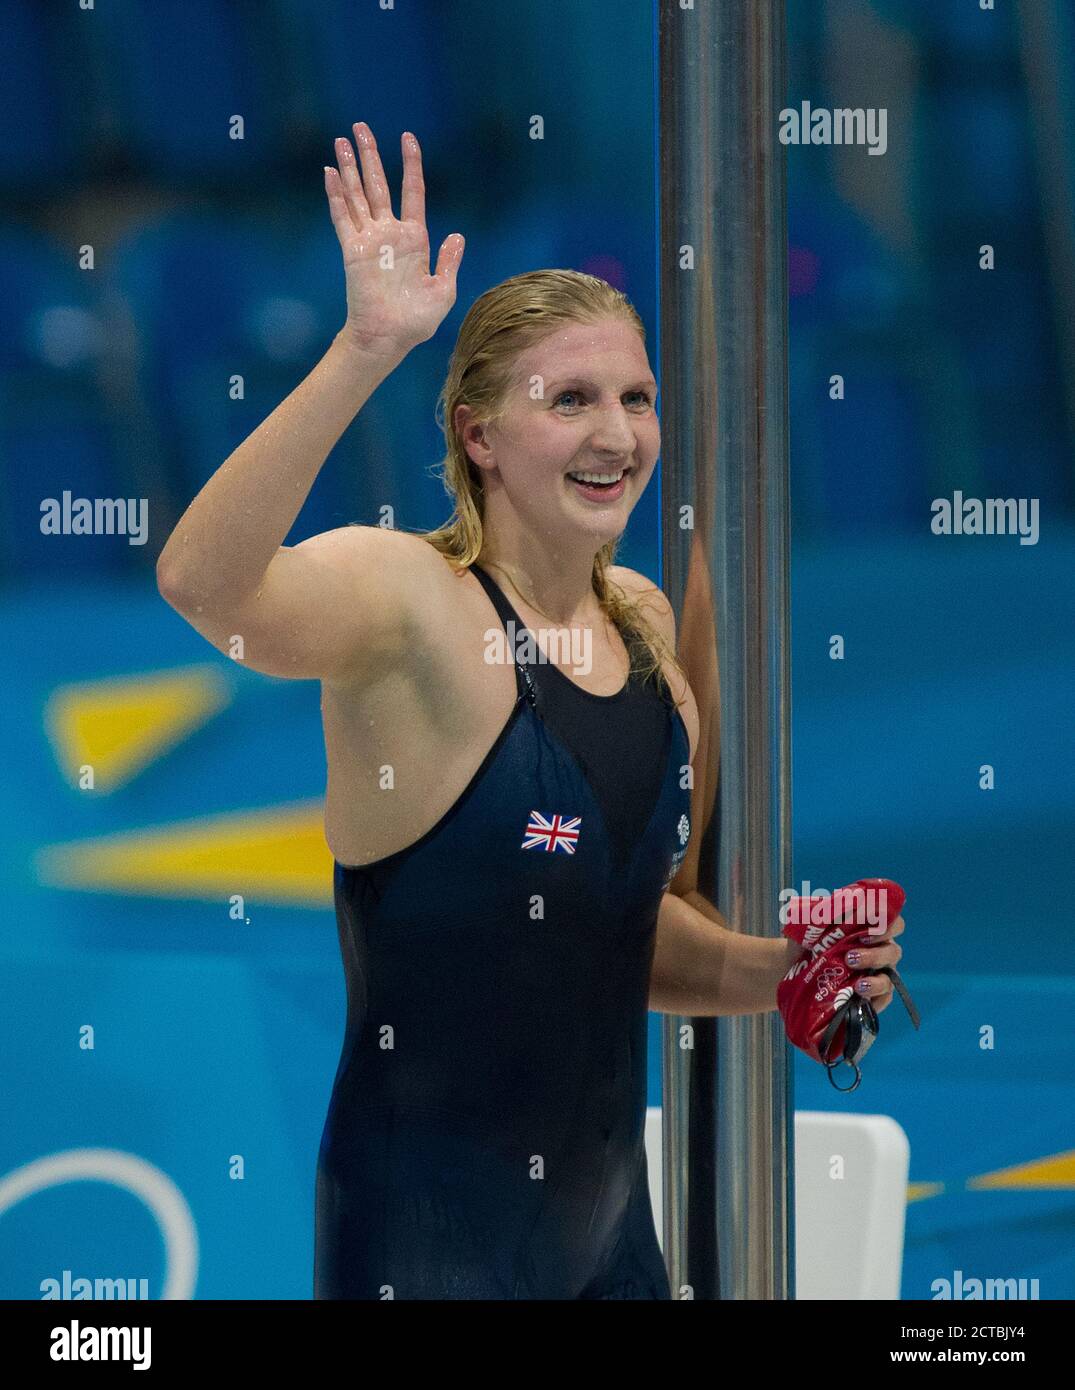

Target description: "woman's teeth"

left=567, top=469, right=626, bottom=484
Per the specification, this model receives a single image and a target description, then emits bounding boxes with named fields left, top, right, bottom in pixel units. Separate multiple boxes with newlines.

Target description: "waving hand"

left=324, top=122, right=464, bottom=355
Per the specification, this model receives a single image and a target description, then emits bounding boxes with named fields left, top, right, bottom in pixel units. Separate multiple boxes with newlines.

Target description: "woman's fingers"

left=324, top=167, right=360, bottom=258
left=399, top=131, right=426, bottom=228
left=353, top=121, right=392, bottom=219
left=848, top=939, right=902, bottom=970
left=855, top=972, right=894, bottom=1004
left=845, top=907, right=906, bottom=1013
left=334, top=136, right=371, bottom=227
left=433, top=232, right=465, bottom=281
left=331, top=124, right=431, bottom=234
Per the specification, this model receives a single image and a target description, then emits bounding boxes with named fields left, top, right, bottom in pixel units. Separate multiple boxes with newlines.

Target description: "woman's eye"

left=554, top=390, right=653, bottom=409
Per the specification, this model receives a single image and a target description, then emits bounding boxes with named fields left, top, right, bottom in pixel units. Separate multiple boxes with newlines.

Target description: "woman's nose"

left=590, top=407, right=639, bottom=449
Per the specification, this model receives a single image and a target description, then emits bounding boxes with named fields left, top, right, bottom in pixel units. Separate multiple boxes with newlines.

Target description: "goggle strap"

left=877, top=966, right=921, bottom=1029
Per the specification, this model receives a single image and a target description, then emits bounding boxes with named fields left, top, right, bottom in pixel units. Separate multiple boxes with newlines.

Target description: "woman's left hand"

left=846, top=915, right=905, bottom=1013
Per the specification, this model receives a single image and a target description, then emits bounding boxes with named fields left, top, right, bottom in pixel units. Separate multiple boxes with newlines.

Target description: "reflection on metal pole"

left=657, top=0, right=793, bottom=1299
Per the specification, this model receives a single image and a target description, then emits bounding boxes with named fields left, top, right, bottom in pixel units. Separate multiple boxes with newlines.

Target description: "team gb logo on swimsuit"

left=661, top=815, right=691, bottom=893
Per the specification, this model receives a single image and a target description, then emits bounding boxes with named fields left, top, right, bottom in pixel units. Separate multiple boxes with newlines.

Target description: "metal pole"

left=657, top=0, right=793, bottom=1300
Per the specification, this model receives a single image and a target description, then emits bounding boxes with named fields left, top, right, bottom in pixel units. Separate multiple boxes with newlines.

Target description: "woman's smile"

left=564, top=465, right=631, bottom=503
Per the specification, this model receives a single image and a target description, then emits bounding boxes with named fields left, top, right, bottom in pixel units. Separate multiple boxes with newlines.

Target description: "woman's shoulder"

left=305, top=524, right=470, bottom=650
left=322, top=523, right=465, bottom=595
left=302, top=521, right=441, bottom=565
left=606, top=564, right=677, bottom=648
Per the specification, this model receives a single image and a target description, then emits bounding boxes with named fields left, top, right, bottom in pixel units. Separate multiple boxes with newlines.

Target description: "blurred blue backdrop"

left=1, top=0, right=1072, bottom=1300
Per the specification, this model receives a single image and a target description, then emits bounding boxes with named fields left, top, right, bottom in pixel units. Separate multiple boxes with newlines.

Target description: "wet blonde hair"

left=414, top=268, right=685, bottom=703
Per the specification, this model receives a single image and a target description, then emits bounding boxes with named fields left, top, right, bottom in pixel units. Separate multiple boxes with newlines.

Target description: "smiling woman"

left=309, top=263, right=703, bottom=1299
left=155, top=122, right=703, bottom=1300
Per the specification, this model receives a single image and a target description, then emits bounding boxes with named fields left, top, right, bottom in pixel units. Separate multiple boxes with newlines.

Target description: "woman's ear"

left=454, top=403, right=496, bottom=473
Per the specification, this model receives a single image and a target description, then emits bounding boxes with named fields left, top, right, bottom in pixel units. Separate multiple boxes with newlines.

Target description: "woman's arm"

left=649, top=889, right=800, bottom=1016
left=156, top=336, right=411, bottom=680
left=156, top=122, right=464, bottom=683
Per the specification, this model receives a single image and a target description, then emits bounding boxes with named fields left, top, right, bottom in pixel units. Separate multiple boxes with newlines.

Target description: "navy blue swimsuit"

left=314, top=562, right=692, bottom=1299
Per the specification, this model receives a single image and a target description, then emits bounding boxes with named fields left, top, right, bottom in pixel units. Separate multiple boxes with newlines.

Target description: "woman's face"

left=469, top=315, right=660, bottom=550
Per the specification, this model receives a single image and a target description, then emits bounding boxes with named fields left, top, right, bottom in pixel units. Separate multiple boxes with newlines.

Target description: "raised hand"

left=324, top=122, right=464, bottom=356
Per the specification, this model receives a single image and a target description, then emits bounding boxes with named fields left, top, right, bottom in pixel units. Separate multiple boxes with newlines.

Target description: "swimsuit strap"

left=470, top=563, right=536, bottom=707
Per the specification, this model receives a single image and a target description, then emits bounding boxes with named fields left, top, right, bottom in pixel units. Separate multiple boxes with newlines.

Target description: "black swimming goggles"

left=817, top=967, right=921, bottom=1093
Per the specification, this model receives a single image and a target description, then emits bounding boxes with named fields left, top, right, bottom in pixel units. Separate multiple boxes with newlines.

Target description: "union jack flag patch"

left=521, top=811, right=581, bottom=854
